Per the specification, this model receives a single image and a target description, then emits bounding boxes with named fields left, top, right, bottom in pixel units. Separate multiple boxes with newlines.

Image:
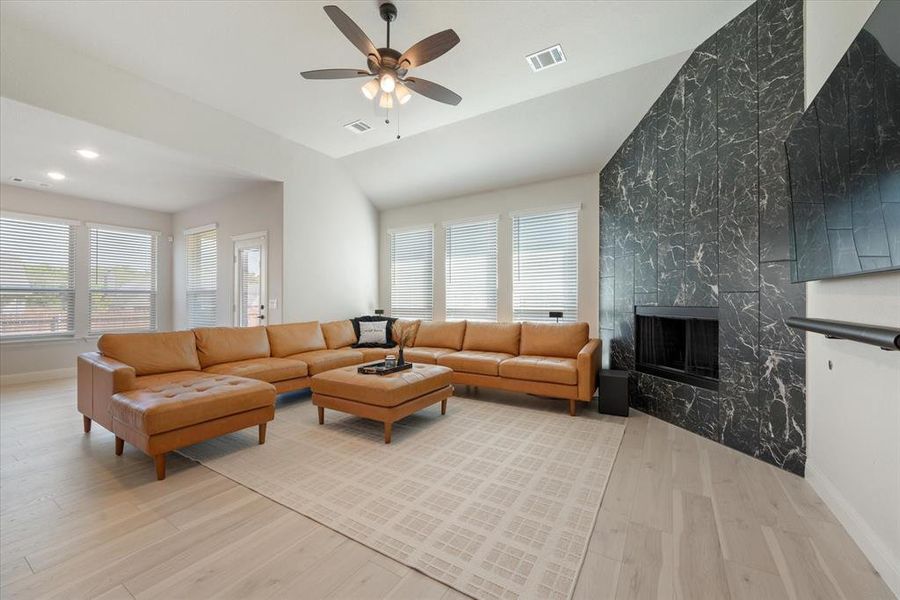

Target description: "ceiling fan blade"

left=323, top=5, right=380, bottom=61
left=399, top=29, right=460, bottom=69
left=403, top=77, right=462, bottom=106
left=300, top=68, right=371, bottom=80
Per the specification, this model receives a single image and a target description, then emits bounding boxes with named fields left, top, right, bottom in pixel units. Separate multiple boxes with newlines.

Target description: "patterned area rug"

left=179, top=395, right=625, bottom=600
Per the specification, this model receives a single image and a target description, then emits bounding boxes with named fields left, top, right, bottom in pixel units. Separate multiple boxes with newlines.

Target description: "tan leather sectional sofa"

left=78, top=319, right=600, bottom=478
left=80, top=319, right=601, bottom=425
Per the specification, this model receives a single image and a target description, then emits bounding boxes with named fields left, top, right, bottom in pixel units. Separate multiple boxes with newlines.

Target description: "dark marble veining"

left=598, top=0, right=807, bottom=475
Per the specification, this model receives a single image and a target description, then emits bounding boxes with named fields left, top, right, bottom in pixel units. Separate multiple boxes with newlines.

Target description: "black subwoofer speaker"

left=597, top=370, right=629, bottom=416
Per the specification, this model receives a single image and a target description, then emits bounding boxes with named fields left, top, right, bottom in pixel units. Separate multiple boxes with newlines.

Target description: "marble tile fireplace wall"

left=599, top=0, right=808, bottom=475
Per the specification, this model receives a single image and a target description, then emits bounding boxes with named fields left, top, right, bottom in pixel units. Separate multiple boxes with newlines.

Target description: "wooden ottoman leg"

left=569, top=398, right=577, bottom=416
left=83, top=415, right=92, bottom=433
left=154, top=454, right=167, bottom=480
left=115, top=436, right=124, bottom=456
left=317, top=406, right=324, bottom=425
left=441, top=399, right=447, bottom=415
left=258, top=423, right=267, bottom=444
left=384, top=422, right=392, bottom=444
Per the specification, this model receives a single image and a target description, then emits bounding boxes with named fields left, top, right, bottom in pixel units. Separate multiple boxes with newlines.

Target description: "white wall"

left=0, top=20, right=379, bottom=326
left=0, top=184, right=173, bottom=380
left=379, top=174, right=600, bottom=334
left=172, top=182, right=284, bottom=329
left=803, top=1, right=900, bottom=596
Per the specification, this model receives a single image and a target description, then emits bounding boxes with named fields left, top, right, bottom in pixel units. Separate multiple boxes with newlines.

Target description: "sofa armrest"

left=576, top=338, right=601, bottom=401
left=77, top=352, right=136, bottom=430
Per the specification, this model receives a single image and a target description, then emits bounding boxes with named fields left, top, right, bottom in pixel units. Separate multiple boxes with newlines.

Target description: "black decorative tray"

left=357, top=361, right=413, bottom=376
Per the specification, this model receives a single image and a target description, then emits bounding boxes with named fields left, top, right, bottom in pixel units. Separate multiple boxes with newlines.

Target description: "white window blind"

left=512, top=208, right=579, bottom=323
left=390, top=227, right=433, bottom=320
left=445, top=219, right=498, bottom=321
left=0, top=214, right=75, bottom=339
left=185, top=226, right=217, bottom=327
left=89, top=225, right=158, bottom=333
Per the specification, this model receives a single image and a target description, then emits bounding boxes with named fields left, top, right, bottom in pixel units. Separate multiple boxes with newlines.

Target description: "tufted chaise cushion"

left=110, top=375, right=276, bottom=435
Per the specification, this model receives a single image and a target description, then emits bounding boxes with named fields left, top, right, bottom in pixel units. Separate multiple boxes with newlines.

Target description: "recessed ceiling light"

left=526, top=44, right=566, bottom=72
left=76, top=148, right=99, bottom=159
left=46, top=172, right=66, bottom=181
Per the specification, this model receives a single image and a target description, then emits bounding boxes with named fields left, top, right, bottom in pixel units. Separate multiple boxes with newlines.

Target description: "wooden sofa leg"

left=384, top=422, right=392, bottom=444
left=441, top=399, right=447, bottom=415
left=569, top=398, right=577, bottom=416
left=154, top=454, right=167, bottom=480
left=115, top=436, right=124, bottom=456
left=317, top=406, right=325, bottom=425
left=259, top=423, right=267, bottom=444
left=83, top=415, right=92, bottom=433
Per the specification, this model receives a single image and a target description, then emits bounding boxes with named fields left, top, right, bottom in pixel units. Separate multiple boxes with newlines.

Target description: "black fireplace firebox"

left=634, top=306, right=719, bottom=391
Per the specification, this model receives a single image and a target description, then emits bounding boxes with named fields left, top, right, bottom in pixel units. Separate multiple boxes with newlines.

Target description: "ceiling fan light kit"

left=300, top=2, right=462, bottom=137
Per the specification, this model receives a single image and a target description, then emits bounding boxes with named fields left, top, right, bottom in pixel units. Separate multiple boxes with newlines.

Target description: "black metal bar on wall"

left=598, top=0, right=808, bottom=475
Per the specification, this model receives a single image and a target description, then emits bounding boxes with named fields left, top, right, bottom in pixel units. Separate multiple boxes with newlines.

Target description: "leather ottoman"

left=110, top=375, right=276, bottom=479
left=310, top=364, right=453, bottom=443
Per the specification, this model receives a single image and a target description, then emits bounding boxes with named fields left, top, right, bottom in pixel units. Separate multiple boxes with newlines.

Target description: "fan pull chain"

left=385, top=107, right=390, bottom=125
left=397, top=109, right=401, bottom=140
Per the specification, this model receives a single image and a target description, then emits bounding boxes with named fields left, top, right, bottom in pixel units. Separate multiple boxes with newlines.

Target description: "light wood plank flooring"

left=0, top=378, right=893, bottom=599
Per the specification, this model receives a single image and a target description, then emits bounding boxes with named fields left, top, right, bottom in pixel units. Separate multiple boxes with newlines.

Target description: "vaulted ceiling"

left=1, top=0, right=752, bottom=208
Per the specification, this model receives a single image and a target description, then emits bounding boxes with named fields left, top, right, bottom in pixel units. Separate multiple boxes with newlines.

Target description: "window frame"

left=87, top=222, right=160, bottom=335
left=444, top=216, right=499, bottom=322
left=389, top=225, right=434, bottom=320
left=0, top=211, right=77, bottom=342
left=511, top=205, right=580, bottom=324
left=185, top=223, right=218, bottom=328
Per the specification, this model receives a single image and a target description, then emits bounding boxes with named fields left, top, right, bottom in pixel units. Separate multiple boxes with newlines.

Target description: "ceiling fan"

left=300, top=3, right=461, bottom=109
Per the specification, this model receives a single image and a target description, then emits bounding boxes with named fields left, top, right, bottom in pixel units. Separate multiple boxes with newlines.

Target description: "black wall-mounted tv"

left=785, top=0, right=899, bottom=282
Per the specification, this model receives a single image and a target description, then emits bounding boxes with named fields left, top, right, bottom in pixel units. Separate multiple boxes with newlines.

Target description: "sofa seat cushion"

left=498, top=356, right=578, bottom=385
left=135, top=371, right=215, bottom=390
left=286, top=348, right=363, bottom=375
left=311, top=364, right=452, bottom=408
left=98, top=331, right=201, bottom=376
left=203, top=357, right=308, bottom=382
left=403, top=347, right=456, bottom=364
left=359, top=347, right=392, bottom=363
left=111, top=375, right=276, bottom=435
left=437, top=351, right=515, bottom=376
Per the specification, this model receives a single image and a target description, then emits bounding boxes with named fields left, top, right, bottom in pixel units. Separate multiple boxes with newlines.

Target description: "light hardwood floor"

left=0, top=378, right=893, bottom=599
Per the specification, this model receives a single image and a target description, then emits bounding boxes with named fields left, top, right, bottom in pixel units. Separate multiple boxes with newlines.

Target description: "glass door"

left=233, top=233, right=267, bottom=327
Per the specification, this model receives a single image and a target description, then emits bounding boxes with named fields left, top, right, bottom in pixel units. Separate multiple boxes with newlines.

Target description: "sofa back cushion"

left=463, top=322, right=521, bottom=355
left=194, top=326, right=270, bottom=368
left=519, top=322, right=590, bottom=359
left=392, top=319, right=420, bottom=346
left=414, top=321, right=467, bottom=350
left=98, top=330, right=201, bottom=376
left=321, top=320, right=357, bottom=349
left=266, top=321, right=326, bottom=357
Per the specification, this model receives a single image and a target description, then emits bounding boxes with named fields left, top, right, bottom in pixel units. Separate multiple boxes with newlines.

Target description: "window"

left=185, top=225, right=217, bottom=327
left=512, top=207, right=578, bottom=322
left=445, top=218, right=498, bottom=321
left=89, top=225, right=158, bottom=333
left=390, top=227, right=433, bottom=320
left=0, top=214, right=75, bottom=339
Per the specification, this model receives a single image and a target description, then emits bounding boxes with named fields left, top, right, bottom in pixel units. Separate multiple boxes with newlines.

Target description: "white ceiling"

left=0, top=0, right=752, bottom=160
left=0, top=98, right=270, bottom=212
left=346, top=51, right=691, bottom=208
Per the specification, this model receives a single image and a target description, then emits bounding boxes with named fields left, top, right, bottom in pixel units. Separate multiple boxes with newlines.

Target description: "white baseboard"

left=0, top=367, right=76, bottom=387
left=806, top=462, right=900, bottom=598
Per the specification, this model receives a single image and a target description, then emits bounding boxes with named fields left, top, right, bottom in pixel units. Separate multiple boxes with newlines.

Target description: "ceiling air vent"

left=344, top=119, right=373, bottom=134
left=8, top=177, right=52, bottom=188
left=526, top=44, right=566, bottom=72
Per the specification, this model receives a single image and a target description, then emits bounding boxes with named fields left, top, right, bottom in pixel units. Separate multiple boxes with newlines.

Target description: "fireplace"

left=634, top=306, right=719, bottom=391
